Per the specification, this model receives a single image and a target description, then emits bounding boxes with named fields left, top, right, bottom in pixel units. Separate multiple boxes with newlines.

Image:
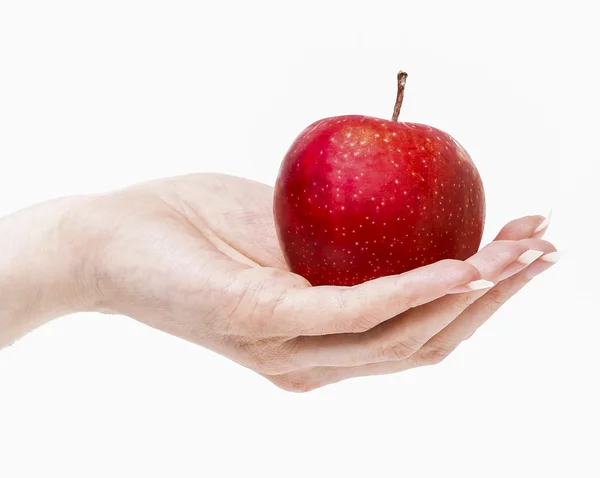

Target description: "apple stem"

left=392, top=71, right=408, bottom=122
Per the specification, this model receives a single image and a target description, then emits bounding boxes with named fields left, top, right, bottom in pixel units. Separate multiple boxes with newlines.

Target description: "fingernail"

left=525, top=251, right=562, bottom=279
left=533, top=209, right=552, bottom=235
left=517, top=249, right=545, bottom=265
left=497, top=250, right=545, bottom=281
left=448, top=279, right=495, bottom=294
left=540, top=251, right=562, bottom=263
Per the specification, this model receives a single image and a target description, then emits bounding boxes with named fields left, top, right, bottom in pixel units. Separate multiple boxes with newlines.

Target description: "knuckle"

left=332, top=289, right=354, bottom=331
left=451, top=292, right=479, bottom=312
left=337, top=289, right=380, bottom=333
left=401, top=287, right=422, bottom=311
left=244, top=342, right=294, bottom=375
left=216, top=282, right=262, bottom=333
left=416, top=344, right=454, bottom=366
left=270, top=376, right=321, bottom=393
left=228, top=271, right=290, bottom=334
left=348, top=312, right=381, bottom=333
left=380, top=336, right=422, bottom=361
left=484, top=288, right=511, bottom=313
left=251, top=355, right=290, bottom=375
left=269, top=291, right=302, bottom=333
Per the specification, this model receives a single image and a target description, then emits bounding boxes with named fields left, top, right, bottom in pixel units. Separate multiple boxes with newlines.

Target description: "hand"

left=0, top=173, right=559, bottom=392
left=64, top=173, right=555, bottom=391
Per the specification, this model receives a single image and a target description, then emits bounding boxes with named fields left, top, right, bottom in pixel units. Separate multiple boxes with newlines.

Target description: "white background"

left=0, top=1, right=597, bottom=477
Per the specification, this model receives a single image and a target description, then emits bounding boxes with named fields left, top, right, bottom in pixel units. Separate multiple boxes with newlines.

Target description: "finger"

left=420, top=239, right=558, bottom=356
left=531, top=210, right=552, bottom=239
left=492, top=242, right=546, bottom=282
left=466, top=240, right=535, bottom=280
left=268, top=360, right=416, bottom=392
left=287, top=241, right=539, bottom=368
left=301, top=242, right=560, bottom=388
left=268, top=243, right=561, bottom=392
left=271, top=259, right=481, bottom=336
left=494, top=212, right=551, bottom=241
left=299, top=240, right=553, bottom=370
left=267, top=214, right=548, bottom=338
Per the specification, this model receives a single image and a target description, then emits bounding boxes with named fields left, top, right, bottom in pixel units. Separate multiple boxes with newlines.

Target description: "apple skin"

left=274, top=115, right=485, bottom=287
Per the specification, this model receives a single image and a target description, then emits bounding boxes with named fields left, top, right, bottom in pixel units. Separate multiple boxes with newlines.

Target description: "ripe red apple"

left=274, top=72, right=485, bottom=287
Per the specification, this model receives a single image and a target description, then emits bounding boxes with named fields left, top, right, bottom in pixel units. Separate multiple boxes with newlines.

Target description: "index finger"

left=272, top=259, right=483, bottom=336
left=494, top=213, right=551, bottom=241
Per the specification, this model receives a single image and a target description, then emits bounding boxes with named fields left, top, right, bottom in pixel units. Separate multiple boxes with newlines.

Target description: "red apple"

left=274, top=72, right=485, bottom=287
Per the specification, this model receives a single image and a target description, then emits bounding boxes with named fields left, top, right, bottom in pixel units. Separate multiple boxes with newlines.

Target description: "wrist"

left=0, top=196, right=96, bottom=345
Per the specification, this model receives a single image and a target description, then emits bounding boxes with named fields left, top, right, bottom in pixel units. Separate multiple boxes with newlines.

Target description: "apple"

left=274, top=72, right=485, bottom=287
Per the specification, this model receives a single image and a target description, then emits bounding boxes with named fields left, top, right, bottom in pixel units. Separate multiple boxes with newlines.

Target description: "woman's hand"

left=0, top=173, right=559, bottom=391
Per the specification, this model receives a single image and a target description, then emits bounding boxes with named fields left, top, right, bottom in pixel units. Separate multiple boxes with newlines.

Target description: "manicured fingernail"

left=525, top=251, right=562, bottom=279
left=448, top=279, right=495, bottom=294
left=533, top=209, right=552, bottom=235
left=497, top=250, right=545, bottom=281
left=517, top=249, right=545, bottom=265
left=540, top=251, right=562, bottom=263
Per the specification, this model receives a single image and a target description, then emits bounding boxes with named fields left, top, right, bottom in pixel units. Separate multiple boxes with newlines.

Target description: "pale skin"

left=0, top=173, right=559, bottom=392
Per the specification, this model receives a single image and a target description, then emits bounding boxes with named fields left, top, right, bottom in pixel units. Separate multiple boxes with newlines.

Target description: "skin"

left=0, top=173, right=558, bottom=392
